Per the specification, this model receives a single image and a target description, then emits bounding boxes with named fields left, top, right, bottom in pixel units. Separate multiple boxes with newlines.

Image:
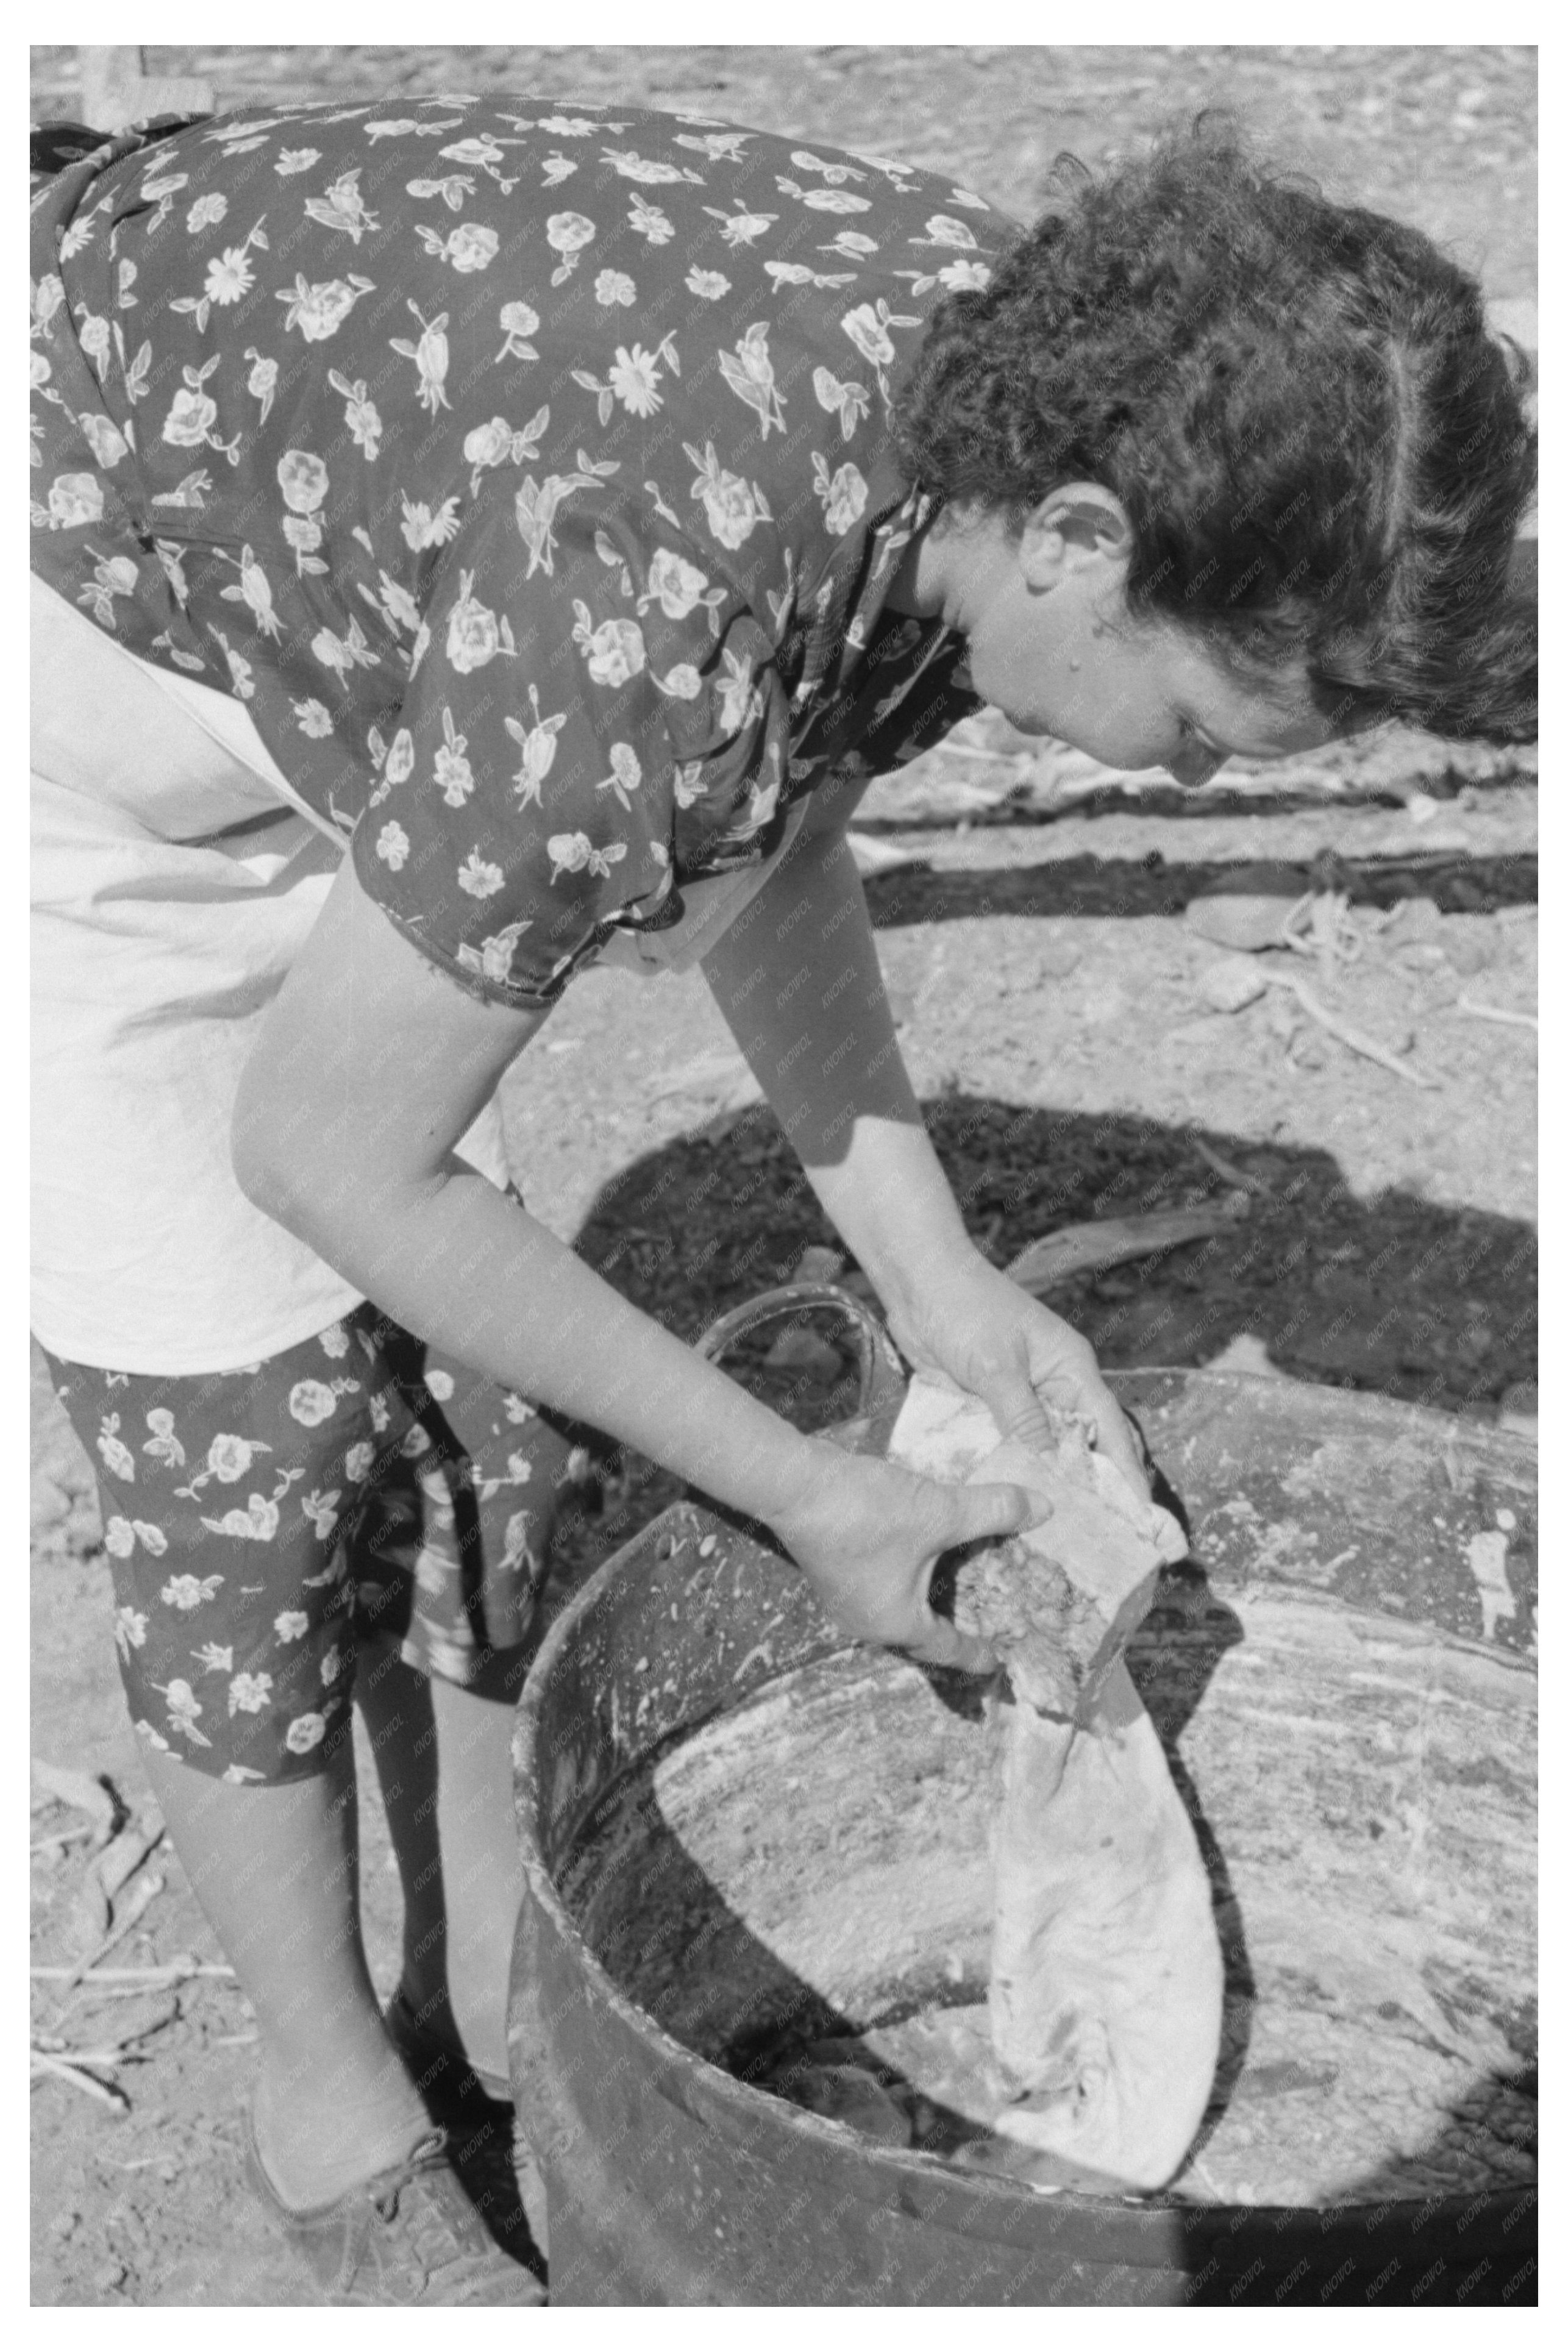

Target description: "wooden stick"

left=32, top=2040, right=149, bottom=2067
left=1457, top=997, right=1538, bottom=1032
left=1005, top=1200, right=1247, bottom=1294
left=1189, top=1134, right=1272, bottom=1197
left=30, top=1826, right=95, bottom=1856
left=647, top=1058, right=761, bottom=1107
left=1264, top=970, right=1441, bottom=1089
left=94, top=1822, right=165, bottom=1905
left=29, top=1960, right=234, bottom=1984
left=60, top=1871, right=165, bottom=1994
left=49, top=1981, right=188, bottom=2005
left=29, top=2049, right=129, bottom=2112
left=30, top=1758, right=116, bottom=1848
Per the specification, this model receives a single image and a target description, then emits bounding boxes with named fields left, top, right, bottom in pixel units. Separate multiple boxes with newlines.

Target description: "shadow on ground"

left=549, top=1094, right=1535, bottom=1586
left=861, top=849, right=1536, bottom=928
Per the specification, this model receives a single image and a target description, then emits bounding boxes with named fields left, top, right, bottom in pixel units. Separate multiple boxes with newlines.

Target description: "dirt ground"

left=29, top=43, right=1536, bottom=2308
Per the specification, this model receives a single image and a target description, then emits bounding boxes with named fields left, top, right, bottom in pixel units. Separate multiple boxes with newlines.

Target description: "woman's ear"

left=1017, top=483, right=1133, bottom=590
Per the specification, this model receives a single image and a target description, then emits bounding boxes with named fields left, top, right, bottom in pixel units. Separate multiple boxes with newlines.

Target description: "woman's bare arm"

left=230, top=852, right=1032, bottom=1668
left=230, top=852, right=830, bottom=1520
left=700, top=781, right=1149, bottom=1489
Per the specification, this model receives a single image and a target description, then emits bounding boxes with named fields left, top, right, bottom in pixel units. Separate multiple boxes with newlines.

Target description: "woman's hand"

left=771, top=1442, right=1041, bottom=1675
left=883, top=1244, right=1152, bottom=1500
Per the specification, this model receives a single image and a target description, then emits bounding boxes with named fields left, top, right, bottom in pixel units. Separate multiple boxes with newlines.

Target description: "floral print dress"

left=31, top=95, right=1002, bottom=1007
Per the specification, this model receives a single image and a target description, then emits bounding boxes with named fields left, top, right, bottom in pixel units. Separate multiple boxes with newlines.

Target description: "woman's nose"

left=1165, top=744, right=1229, bottom=789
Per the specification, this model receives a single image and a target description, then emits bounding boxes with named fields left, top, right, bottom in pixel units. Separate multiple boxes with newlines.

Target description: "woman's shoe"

left=243, top=2110, right=544, bottom=2306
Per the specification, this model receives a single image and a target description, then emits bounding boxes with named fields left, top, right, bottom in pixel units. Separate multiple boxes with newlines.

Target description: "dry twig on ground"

left=1005, top=1199, right=1249, bottom=1294
left=1457, top=997, right=1537, bottom=1032
left=1264, top=970, right=1441, bottom=1089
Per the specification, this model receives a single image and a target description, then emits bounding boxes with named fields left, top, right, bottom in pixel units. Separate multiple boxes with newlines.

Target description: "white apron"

left=30, top=577, right=800, bottom=1375
left=30, top=577, right=509, bottom=1373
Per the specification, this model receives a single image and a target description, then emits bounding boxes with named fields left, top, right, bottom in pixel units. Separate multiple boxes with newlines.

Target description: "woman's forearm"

left=702, top=818, right=978, bottom=1317
left=232, top=856, right=825, bottom=1527
left=283, top=1161, right=824, bottom=1523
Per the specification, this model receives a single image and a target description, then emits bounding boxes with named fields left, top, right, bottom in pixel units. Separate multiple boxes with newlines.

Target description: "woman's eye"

left=1175, top=718, right=1219, bottom=759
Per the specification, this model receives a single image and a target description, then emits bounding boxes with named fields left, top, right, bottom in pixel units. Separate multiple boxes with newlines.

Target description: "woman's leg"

left=354, top=1642, right=527, bottom=2081
left=40, top=1330, right=440, bottom=2209
left=346, top=1322, right=594, bottom=2081
left=138, top=1737, right=432, bottom=2208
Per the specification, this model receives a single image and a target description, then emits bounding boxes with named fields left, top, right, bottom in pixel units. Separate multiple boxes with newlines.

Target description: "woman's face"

left=899, top=489, right=1341, bottom=785
left=966, top=585, right=1339, bottom=785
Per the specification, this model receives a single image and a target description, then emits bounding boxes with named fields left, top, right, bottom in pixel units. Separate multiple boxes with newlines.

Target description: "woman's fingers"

left=1077, top=1372, right=1151, bottom=1500
left=974, top=1366, right=1055, bottom=1452
left=899, top=1475, right=1039, bottom=1673
left=788, top=1464, right=1035, bottom=1670
left=900, top=1609, right=999, bottom=1678
left=975, top=1352, right=1151, bottom=1503
left=942, top=1475, right=1044, bottom=1545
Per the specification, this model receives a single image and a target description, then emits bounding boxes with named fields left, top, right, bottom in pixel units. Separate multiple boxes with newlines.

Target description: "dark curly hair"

left=894, top=122, right=1536, bottom=743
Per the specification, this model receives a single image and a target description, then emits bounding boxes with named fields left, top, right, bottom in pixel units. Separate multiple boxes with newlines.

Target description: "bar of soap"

left=888, top=1376, right=1187, bottom=1715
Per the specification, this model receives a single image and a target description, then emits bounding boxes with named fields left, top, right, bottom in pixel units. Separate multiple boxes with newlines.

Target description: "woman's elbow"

left=230, top=1082, right=325, bottom=1232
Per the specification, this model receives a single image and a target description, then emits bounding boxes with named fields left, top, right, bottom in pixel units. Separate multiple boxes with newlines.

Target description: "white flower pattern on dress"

left=115, top=1607, right=149, bottom=1659
left=458, top=852, right=505, bottom=899
left=505, top=683, right=567, bottom=810
left=207, top=1433, right=267, bottom=1483
left=162, top=1679, right=210, bottom=1745
left=571, top=604, right=646, bottom=687
left=301, top=1488, right=342, bottom=1539
left=162, top=1572, right=225, bottom=1611
left=228, top=1670, right=273, bottom=1716
left=596, top=743, right=642, bottom=810
left=288, top=1380, right=339, bottom=1427
left=34, top=100, right=988, bottom=1013
left=26, top=1308, right=571, bottom=1797
left=495, top=300, right=541, bottom=362
left=418, top=221, right=500, bottom=273
left=98, top=1416, right=135, bottom=1480
left=143, top=1408, right=187, bottom=1469
left=811, top=452, right=869, bottom=535
left=199, top=1493, right=282, bottom=1542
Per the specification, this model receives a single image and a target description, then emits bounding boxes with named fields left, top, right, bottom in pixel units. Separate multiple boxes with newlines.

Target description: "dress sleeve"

left=350, top=479, right=791, bottom=1008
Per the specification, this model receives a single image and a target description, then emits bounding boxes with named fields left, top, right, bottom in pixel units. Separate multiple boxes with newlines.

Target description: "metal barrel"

left=510, top=1363, right=1536, bottom=2305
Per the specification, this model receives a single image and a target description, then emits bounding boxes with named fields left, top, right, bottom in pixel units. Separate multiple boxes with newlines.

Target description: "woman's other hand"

left=884, top=1244, right=1151, bottom=1500
left=771, top=1445, right=1041, bottom=1675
